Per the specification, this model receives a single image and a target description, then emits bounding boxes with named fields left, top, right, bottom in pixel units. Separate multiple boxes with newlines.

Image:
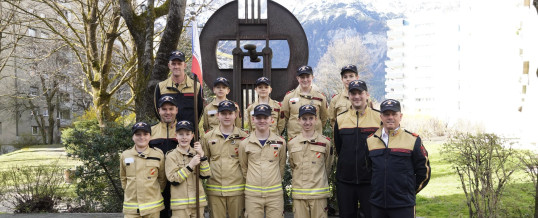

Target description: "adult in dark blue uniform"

left=333, top=80, right=381, bottom=218
left=154, top=50, right=203, bottom=124
left=366, top=99, right=431, bottom=218
left=150, top=96, right=179, bottom=218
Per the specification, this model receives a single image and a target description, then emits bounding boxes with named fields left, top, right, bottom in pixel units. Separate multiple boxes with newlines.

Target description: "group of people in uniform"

left=119, top=50, right=432, bottom=218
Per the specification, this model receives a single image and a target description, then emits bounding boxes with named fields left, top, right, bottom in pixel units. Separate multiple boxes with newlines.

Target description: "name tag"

left=125, top=158, right=134, bottom=164
left=208, top=110, right=217, bottom=115
left=271, top=144, right=281, bottom=149
left=289, top=98, right=299, bottom=103
left=250, top=111, right=254, bottom=115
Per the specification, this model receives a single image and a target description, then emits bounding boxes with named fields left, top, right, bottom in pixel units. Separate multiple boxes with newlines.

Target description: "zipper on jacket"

left=355, top=111, right=359, bottom=183
left=374, top=134, right=388, bottom=208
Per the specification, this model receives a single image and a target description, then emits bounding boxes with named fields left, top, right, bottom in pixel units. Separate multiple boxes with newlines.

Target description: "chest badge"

left=149, top=168, right=156, bottom=176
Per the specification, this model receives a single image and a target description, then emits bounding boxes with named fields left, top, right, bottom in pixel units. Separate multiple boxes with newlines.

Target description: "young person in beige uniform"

left=202, top=77, right=242, bottom=132
left=288, top=105, right=334, bottom=218
left=120, top=122, right=166, bottom=218
left=202, top=100, right=249, bottom=218
left=245, top=77, right=285, bottom=135
left=239, top=104, right=287, bottom=218
left=281, top=65, right=328, bottom=139
left=165, top=121, right=211, bottom=218
left=328, top=64, right=359, bottom=127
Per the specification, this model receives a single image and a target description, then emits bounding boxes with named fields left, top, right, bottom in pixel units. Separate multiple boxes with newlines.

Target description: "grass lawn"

left=0, top=144, right=81, bottom=172
left=415, top=140, right=535, bottom=217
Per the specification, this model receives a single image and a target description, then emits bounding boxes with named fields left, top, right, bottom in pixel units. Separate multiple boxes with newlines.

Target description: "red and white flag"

left=191, top=21, right=203, bottom=86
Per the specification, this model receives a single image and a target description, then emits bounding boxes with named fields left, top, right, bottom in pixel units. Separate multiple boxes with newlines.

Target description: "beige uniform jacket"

left=281, top=86, right=328, bottom=139
left=328, top=88, right=350, bottom=127
left=245, top=99, right=285, bottom=135
left=120, top=146, right=166, bottom=216
left=288, top=132, right=333, bottom=199
left=165, top=147, right=211, bottom=210
left=202, top=99, right=242, bottom=132
left=202, top=126, right=248, bottom=196
left=238, top=132, right=287, bottom=198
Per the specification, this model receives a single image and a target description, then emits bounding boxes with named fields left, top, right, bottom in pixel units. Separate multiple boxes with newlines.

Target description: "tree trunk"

left=535, top=174, right=537, bottom=218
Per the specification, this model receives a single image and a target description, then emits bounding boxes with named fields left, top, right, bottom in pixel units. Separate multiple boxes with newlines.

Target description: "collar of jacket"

left=340, top=88, right=349, bottom=99
left=247, top=132, right=280, bottom=147
left=295, top=131, right=321, bottom=143
left=129, top=145, right=152, bottom=157
left=382, top=126, right=401, bottom=137
left=165, top=75, right=192, bottom=89
left=348, top=106, right=371, bottom=118
left=214, top=126, right=243, bottom=139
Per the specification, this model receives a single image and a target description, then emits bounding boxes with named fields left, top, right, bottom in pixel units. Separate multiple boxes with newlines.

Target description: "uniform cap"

left=299, top=104, right=317, bottom=117
left=158, top=96, right=177, bottom=108
left=253, top=104, right=272, bottom=117
left=213, top=77, right=230, bottom=87
left=132, top=122, right=151, bottom=135
left=255, top=77, right=271, bottom=86
left=296, top=65, right=313, bottom=76
left=169, top=50, right=185, bottom=62
left=341, top=64, right=358, bottom=75
left=380, top=99, right=401, bottom=113
left=176, top=120, right=194, bottom=132
left=348, top=80, right=368, bottom=92
left=218, top=100, right=237, bottom=112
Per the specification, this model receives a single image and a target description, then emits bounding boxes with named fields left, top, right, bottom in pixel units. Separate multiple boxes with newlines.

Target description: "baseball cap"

left=255, top=77, right=271, bottom=86
left=214, top=77, right=230, bottom=87
left=169, top=50, right=185, bottom=62
left=175, top=120, right=194, bottom=132
left=218, top=100, right=237, bottom=112
left=132, top=122, right=151, bottom=135
left=299, top=104, right=317, bottom=117
left=158, top=96, right=177, bottom=108
left=253, top=104, right=272, bottom=117
left=348, top=80, right=368, bottom=92
left=341, top=64, right=358, bottom=75
left=296, top=65, right=313, bottom=76
left=380, top=99, right=401, bottom=113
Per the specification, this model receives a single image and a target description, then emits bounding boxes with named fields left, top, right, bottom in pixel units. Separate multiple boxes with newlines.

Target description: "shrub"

left=0, top=162, right=68, bottom=213
left=62, top=119, right=132, bottom=212
left=442, top=132, right=519, bottom=218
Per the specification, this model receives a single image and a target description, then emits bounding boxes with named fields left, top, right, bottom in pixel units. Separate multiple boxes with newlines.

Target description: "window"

left=43, top=108, right=49, bottom=117
left=60, top=109, right=71, bottom=120
left=27, top=28, right=36, bottom=37
left=32, top=126, right=39, bottom=135
left=31, top=110, right=39, bottom=116
left=29, top=86, right=38, bottom=96
left=41, top=32, right=49, bottom=38
left=60, top=92, right=70, bottom=103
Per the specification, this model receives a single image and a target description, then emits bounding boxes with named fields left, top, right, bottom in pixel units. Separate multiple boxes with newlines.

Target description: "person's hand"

left=193, top=142, right=204, bottom=157
left=188, top=154, right=201, bottom=168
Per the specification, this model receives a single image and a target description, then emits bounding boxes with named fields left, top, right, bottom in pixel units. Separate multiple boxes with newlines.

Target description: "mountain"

left=205, top=0, right=403, bottom=101
left=287, top=0, right=400, bottom=101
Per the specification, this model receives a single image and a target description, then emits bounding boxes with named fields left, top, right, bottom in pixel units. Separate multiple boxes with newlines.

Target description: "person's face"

left=158, top=103, right=178, bottom=123
left=218, top=110, right=236, bottom=127
left=349, top=89, right=369, bottom=110
left=168, top=59, right=185, bottom=77
left=341, top=72, right=358, bottom=89
left=252, top=115, right=272, bottom=131
left=299, top=113, right=316, bottom=132
left=176, top=129, right=194, bottom=147
left=132, top=130, right=151, bottom=148
left=296, top=74, right=313, bottom=89
left=255, top=84, right=272, bottom=98
left=380, top=110, right=403, bottom=131
left=213, top=84, right=230, bottom=98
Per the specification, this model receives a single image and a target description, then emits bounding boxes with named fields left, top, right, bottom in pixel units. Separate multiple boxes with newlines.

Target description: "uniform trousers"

left=336, top=181, right=372, bottom=218
left=293, top=198, right=328, bottom=218
left=245, top=195, right=284, bottom=218
left=172, top=207, right=205, bottom=218
left=124, top=212, right=159, bottom=218
left=208, top=195, right=245, bottom=218
left=371, top=204, right=415, bottom=218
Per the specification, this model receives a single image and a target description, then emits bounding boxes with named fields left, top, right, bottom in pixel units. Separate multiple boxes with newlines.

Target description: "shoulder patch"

left=368, top=133, right=375, bottom=138
left=324, top=136, right=331, bottom=141
left=288, top=137, right=295, bottom=142
left=331, top=94, right=337, bottom=98
left=286, top=89, right=294, bottom=95
left=405, top=129, right=419, bottom=137
left=277, top=101, right=282, bottom=107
